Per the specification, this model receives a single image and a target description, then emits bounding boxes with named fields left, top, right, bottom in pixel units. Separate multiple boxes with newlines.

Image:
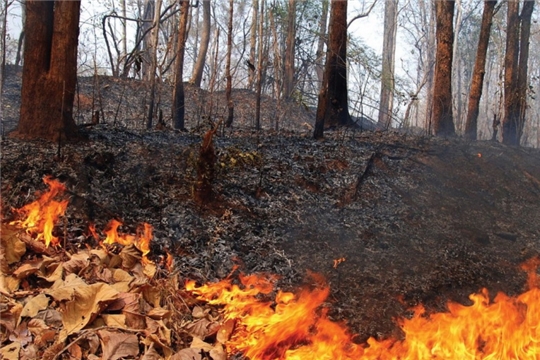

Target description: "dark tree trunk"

left=516, top=0, right=534, bottom=144
left=15, top=0, right=81, bottom=142
left=464, top=0, right=496, bottom=140
left=172, top=0, right=190, bottom=130
left=314, top=0, right=350, bottom=139
left=502, top=0, right=520, bottom=145
left=431, top=0, right=456, bottom=137
left=283, top=0, right=296, bottom=99
left=190, top=0, right=211, bottom=87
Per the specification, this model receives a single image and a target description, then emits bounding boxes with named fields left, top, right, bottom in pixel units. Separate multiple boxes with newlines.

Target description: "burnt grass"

left=2, top=70, right=540, bottom=343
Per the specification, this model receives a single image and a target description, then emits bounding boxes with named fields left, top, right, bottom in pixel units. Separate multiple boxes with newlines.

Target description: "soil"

left=2, top=67, right=540, bottom=344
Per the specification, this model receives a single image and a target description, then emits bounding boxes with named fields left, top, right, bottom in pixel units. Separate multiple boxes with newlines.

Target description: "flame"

left=103, top=219, right=152, bottom=257
left=187, top=264, right=540, bottom=360
left=10, top=176, right=69, bottom=246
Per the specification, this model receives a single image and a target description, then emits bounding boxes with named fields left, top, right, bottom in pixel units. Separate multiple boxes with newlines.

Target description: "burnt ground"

left=2, top=67, right=540, bottom=343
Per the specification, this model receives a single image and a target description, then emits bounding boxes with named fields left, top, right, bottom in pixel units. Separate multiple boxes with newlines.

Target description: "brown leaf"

left=0, top=225, right=27, bottom=264
left=62, top=251, right=91, bottom=275
left=34, top=309, right=63, bottom=328
left=20, top=293, right=49, bottom=318
left=119, top=244, right=142, bottom=270
left=20, top=343, right=39, bottom=360
left=141, top=342, right=164, bottom=360
left=45, top=273, right=87, bottom=301
left=0, top=342, right=21, bottom=360
left=147, top=307, right=171, bottom=320
left=13, top=259, right=43, bottom=279
left=185, top=318, right=219, bottom=339
left=101, top=314, right=127, bottom=328
left=68, top=343, right=83, bottom=360
left=27, top=318, right=49, bottom=335
left=170, top=348, right=203, bottom=360
left=61, top=282, right=118, bottom=335
left=97, top=329, right=139, bottom=360
left=0, top=273, right=21, bottom=294
left=9, top=322, right=32, bottom=346
left=216, top=319, right=235, bottom=344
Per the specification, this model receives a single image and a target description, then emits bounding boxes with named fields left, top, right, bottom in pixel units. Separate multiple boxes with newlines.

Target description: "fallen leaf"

left=0, top=342, right=21, bottom=360
left=45, top=273, right=87, bottom=301
left=9, top=322, right=32, bottom=346
left=101, top=314, right=127, bottom=328
left=141, top=342, right=164, bottom=360
left=185, top=318, right=219, bottom=339
left=68, top=343, right=83, bottom=360
left=209, top=343, right=226, bottom=360
left=216, top=319, right=235, bottom=344
left=147, top=307, right=170, bottom=320
left=98, top=329, right=139, bottom=360
left=63, top=251, right=91, bottom=275
left=20, top=293, right=49, bottom=318
left=20, top=343, right=38, bottom=360
left=13, top=259, right=43, bottom=279
left=170, top=348, right=203, bottom=360
left=61, top=282, right=119, bottom=335
left=119, top=244, right=142, bottom=270
left=0, top=273, right=21, bottom=294
left=0, top=225, right=27, bottom=264
left=34, top=309, right=63, bottom=328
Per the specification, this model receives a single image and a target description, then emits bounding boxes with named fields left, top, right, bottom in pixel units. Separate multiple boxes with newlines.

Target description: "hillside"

left=2, top=119, right=540, bottom=342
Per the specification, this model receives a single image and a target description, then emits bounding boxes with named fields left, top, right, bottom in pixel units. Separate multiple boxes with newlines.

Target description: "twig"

left=353, top=151, right=377, bottom=200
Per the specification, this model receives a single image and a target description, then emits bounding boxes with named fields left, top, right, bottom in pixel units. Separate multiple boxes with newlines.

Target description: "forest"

left=2, top=1, right=540, bottom=359
left=1, top=0, right=539, bottom=145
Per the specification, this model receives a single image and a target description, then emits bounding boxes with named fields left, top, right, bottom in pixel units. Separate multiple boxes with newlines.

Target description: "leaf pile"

left=0, top=225, right=233, bottom=360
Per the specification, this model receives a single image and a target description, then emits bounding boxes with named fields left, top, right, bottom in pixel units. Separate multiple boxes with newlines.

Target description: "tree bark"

left=464, top=0, right=496, bottom=140
left=172, top=0, right=190, bottom=130
left=15, top=0, right=81, bottom=142
left=502, top=0, right=520, bottom=145
left=314, top=0, right=350, bottom=139
left=283, top=0, right=296, bottom=99
left=315, top=0, right=329, bottom=85
left=254, top=0, right=265, bottom=130
left=248, top=0, right=258, bottom=90
left=377, top=0, right=398, bottom=129
left=146, top=0, right=163, bottom=129
left=225, top=0, right=234, bottom=127
left=516, top=0, right=534, bottom=144
left=190, top=0, right=211, bottom=87
left=431, top=0, right=456, bottom=137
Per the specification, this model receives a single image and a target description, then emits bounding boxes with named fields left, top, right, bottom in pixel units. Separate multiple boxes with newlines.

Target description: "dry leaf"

left=101, top=314, right=127, bottom=328
left=61, top=282, right=119, bottom=335
left=0, top=301, right=23, bottom=333
left=20, top=343, right=39, bottom=360
left=209, top=343, right=226, bottom=360
left=170, top=348, right=203, bottom=360
left=145, top=318, right=171, bottom=346
left=97, top=329, right=139, bottom=360
left=192, top=306, right=207, bottom=319
left=34, top=309, right=63, bottom=328
left=119, top=244, right=142, bottom=269
left=147, top=307, right=170, bottom=320
left=216, top=319, right=235, bottom=344
left=185, top=318, right=219, bottom=339
left=45, top=273, right=87, bottom=301
left=9, top=322, right=32, bottom=346
left=13, top=259, right=43, bottom=279
left=0, top=273, right=21, bottom=294
left=190, top=336, right=215, bottom=352
left=37, top=262, right=63, bottom=283
left=20, top=293, right=49, bottom=318
left=0, top=342, right=21, bottom=360
left=68, top=343, right=83, bottom=360
left=63, top=251, right=91, bottom=275
left=0, top=225, right=27, bottom=265
left=141, top=342, right=164, bottom=360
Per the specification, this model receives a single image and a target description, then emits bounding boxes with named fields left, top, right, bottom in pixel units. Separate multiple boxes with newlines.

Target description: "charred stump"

left=193, top=127, right=217, bottom=205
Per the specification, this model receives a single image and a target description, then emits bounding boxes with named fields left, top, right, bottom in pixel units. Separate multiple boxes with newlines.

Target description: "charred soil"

left=2, top=70, right=540, bottom=342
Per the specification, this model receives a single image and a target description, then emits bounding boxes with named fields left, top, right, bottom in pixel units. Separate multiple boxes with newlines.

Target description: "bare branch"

left=347, top=0, right=378, bottom=28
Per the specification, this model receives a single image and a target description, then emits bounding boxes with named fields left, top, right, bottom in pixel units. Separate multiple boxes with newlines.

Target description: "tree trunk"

left=516, top=0, right=534, bottom=144
left=190, top=0, right=211, bottom=87
left=314, top=0, right=350, bottom=139
left=141, top=0, right=155, bottom=81
left=464, top=0, right=496, bottom=140
left=15, top=0, right=81, bottom=142
left=172, top=0, right=190, bottom=130
left=315, top=0, right=329, bottom=85
left=225, top=0, right=234, bottom=127
left=248, top=0, right=258, bottom=90
left=431, top=0, right=456, bottom=137
left=15, top=0, right=25, bottom=66
left=146, top=0, right=163, bottom=129
left=502, top=0, right=520, bottom=145
left=283, top=0, right=296, bottom=100
left=254, top=0, right=265, bottom=130
left=377, top=0, right=398, bottom=129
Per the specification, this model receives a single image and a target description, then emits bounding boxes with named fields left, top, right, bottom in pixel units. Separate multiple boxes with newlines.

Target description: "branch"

left=347, top=0, right=378, bottom=28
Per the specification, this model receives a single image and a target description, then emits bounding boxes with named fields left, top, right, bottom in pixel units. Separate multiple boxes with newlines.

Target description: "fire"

left=187, top=263, right=540, bottom=360
left=10, top=176, right=68, bottom=246
left=103, top=219, right=152, bottom=257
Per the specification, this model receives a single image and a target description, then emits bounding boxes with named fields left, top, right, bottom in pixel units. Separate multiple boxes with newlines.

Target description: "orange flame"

left=10, top=176, right=68, bottom=246
left=187, top=264, right=540, bottom=359
left=103, top=219, right=152, bottom=256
